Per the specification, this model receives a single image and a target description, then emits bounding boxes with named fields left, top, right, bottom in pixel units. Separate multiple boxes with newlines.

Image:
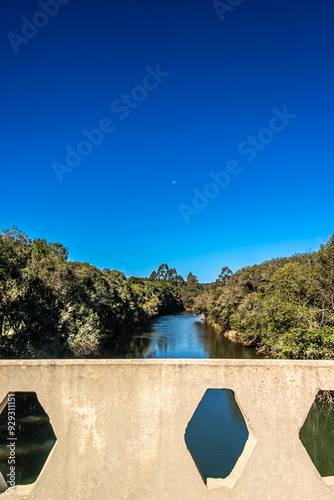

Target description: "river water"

left=0, top=311, right=332, bottom=485
left=108, top=311, right=334, bottom=481
left=107, top=310, right=262, bottom=480
left=106, top=310, right=262, bottom=360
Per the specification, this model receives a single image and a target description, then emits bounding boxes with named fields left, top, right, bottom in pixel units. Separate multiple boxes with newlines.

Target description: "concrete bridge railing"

left=0, top=359, right=334, bottom=499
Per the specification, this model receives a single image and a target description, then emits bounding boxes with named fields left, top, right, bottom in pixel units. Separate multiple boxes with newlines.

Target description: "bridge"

left=0, top=359, right=334, bottom=499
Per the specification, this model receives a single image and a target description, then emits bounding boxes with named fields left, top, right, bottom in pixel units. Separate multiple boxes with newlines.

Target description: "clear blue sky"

left=1, top=0, right=333, bottom=282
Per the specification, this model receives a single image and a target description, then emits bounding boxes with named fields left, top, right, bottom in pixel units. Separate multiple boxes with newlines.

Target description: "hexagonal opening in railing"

left=300, top=390, right=334, bottom=487
left=185, top=389, right=255, bottom=490
left=0, top=392, right=57, bottom=493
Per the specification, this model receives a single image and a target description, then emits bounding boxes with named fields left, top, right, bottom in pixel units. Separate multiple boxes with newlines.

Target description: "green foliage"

left=186, top=272, right=199, bottom=287
left=216, top=267, right=233, bottom=286
left=271, top=327, right=334, bottom=359
left=67, top=309, right=101, bottom=358
left=229, top=292, right=265, bottom=345
left=3, top=225, right=334, bottom=361
left=180, top=272, right=203, bottom=308
left=149, top=263, right=184, bottom=286
left=0, top=228, right=183, bottom=359
left=128, top=276, right=145, bottom=285
left=193, top=236, right=334, bottom=359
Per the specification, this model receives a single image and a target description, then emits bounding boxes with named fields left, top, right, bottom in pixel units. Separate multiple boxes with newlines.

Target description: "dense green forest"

left=0, top=228, right=185, bottom=358
left=193, top=234, right=334, bottom=359
left=1, top=227, right=334, bottom=359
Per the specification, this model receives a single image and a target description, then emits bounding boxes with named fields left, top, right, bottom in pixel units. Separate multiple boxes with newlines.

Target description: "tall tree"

left=186, top=272, right=200, bottom=288
left=216, top=267, right=233, bottom=286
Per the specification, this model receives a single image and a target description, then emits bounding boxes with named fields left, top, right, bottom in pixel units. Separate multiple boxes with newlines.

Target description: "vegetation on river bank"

left=0, top=228, right=183, bottom=358
left=1, top=227, right=334, bottom=359
left=193, top=234, right=334, bottom=359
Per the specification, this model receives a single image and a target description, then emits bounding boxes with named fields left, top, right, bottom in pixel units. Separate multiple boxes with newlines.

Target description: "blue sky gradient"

left=1, top=0, right=333, bottom=282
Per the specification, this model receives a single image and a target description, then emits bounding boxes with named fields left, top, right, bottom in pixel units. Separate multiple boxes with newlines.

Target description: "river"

left=0, top=311, right=332, bottom=485
left=105, top=311, right=261, bottom=480
left=105, top=310, right=263, bottom=359
left=107, top=311, right=334, bottom=481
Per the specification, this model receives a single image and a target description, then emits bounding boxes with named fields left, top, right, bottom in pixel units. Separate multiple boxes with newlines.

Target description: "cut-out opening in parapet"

left=0, top=392, right=57, bottom=493
left=185, top=389, right=255, bottom=489
left=300, top=390, right=334, bottom=486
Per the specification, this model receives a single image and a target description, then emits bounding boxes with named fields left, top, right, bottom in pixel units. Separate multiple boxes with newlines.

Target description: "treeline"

left=3, top=226, right=333, bottom=360
left=149, top=263, right=203, bottom=308
left=0, top=228, right=184, bottom=358
left=193, top=234, right=334, bottom=359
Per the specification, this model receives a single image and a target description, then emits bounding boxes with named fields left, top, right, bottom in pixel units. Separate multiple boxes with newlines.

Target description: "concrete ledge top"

left=1, top=358, right=334, bottom=366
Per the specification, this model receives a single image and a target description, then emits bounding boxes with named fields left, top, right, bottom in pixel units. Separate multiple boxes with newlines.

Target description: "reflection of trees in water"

left=142, top=333, right=176, bottom=358
left=145, top=349, right=158, bottom=358
left=101, top=325, right=153, bottom=358
left=300, top=390, right=334, bottom=477
left=102, top=317, right=181, bottom=359
left=157, top=337, right=169, bottom=353
left=102, top=312, right=262, bottom=359
left=193, top=321, right=261, bottom=360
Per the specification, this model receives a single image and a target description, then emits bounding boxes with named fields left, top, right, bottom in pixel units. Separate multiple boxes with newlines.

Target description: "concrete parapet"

left=0, top=359, right=333, bottom=499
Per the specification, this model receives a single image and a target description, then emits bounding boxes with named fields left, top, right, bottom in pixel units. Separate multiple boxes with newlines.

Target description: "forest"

left=0, top=227, right=185, bottom=358
left=193, top=234, right=334, bottom=359
left=1, top=227, right=333, bottom=359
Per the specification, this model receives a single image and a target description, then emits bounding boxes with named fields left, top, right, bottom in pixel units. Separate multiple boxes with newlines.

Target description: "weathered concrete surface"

left=0, top=359, right=334, bottom=499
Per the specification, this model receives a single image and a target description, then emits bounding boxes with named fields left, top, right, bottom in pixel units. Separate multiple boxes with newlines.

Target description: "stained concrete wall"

left=0, top=359, right=334, bottom=499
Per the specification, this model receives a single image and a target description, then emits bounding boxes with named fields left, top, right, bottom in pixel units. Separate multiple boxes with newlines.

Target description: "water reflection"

left=103, top=312, right=261, bottom=480
left=104, top=311, right=262, bottom=359
left=2, top=312, right=260, bottom=485
left=300, top=393, right=334, bottom=477
left=0, top=393, right=56, bottom=486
